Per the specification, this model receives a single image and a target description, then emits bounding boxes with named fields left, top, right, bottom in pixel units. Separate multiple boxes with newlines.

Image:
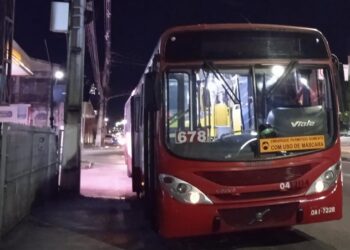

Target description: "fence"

left=0, top=123, right=59, bottom=236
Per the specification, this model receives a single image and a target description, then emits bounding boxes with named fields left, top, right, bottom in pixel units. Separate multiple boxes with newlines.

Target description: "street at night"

left=0, top=145, right=349, bottom=250
left=1, top=1, right=350, bottom=249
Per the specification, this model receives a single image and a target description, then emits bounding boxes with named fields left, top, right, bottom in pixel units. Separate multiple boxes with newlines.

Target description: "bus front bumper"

left=157, top=177, right=342, bottom=238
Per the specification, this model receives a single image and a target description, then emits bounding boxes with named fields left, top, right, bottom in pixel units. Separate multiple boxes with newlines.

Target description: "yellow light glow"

left=12, top=49, right=22, bottom=62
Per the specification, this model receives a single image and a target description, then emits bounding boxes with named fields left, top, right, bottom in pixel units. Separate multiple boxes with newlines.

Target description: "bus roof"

left=160, top=23, right=324, bottom=38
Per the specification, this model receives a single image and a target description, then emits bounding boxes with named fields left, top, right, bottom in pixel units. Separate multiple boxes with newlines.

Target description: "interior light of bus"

left=159, top=174, right=213, bottom=204
left=300, top=77, right=307, bottom=85
left=299, top=77, right=310, bottom=89
left=271, top=65, right=285, bottom=78
left=250, top=131, right=258, bottom=136
left=306, top=161, right=341, bottom=195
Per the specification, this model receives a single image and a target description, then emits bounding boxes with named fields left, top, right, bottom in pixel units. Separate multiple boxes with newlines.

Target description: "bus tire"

left=132, top=167, right=143, bottom=194
left=144, top=168, right=158, bottom=231
left=127, top=167, right=132, bottom=178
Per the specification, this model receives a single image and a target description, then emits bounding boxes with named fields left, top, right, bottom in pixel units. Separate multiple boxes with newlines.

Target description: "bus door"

left=143, top=72, right=161, bottom=225
left=131, top=95, right=142, bottom=194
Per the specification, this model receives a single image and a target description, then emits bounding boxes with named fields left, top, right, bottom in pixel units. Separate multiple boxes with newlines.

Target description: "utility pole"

left=60, top=0, right=86, bottom=193
left=348, top=56, right=350, bottom=84
left=94, top=0, right=112, bottom=147
left=95, top=95, right=105, bottom=146
left=0, top=0, right=15, bottom=103
left=85, top=0, right=107, bottom=147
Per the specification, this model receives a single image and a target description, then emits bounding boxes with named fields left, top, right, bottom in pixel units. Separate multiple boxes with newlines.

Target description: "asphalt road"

left=1, top=149, right=349, bottom=250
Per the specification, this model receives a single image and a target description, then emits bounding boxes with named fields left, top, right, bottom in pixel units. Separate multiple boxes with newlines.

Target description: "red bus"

left=124, top=24, right=345, bottom=238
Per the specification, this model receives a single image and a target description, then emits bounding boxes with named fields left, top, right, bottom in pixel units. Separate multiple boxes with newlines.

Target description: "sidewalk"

left=0, top=195, right=164, bottom=250
left=80, top=161, right=133, bottom=199
left=80, top=146, right=132, bottom=199
left=0, top=144, right=165, bottom=250
left=81, top=145, right=122, bottom=154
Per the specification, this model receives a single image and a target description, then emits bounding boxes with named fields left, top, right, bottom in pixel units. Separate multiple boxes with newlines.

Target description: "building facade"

left=6, top=41, right=65, bottom=129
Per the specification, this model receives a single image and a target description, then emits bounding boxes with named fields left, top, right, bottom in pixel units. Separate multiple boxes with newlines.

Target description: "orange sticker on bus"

left=260, top=135, right=325, bottom=153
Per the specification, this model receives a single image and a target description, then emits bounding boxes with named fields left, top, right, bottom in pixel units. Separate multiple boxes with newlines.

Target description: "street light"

left=102, top=93, right=129, bottom=138
left=54, top=70, right=64, bottom=80
left=50, top=69, right=65, bottom=129
left=104, top=117, right=109, bottom=126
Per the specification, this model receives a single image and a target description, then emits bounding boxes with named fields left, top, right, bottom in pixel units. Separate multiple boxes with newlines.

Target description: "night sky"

left=14, top=0, right=350, bottom=123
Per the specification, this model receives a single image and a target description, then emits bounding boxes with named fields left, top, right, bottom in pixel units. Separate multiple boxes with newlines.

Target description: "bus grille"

left=214, top=189, right=304, bottom=201
left=218, top=203, right=299, bottom=229
left=195, top=165, right=311, bottom=186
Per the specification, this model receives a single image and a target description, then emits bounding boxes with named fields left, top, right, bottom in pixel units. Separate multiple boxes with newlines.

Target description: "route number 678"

left=175, top=130, right=207, bottom=144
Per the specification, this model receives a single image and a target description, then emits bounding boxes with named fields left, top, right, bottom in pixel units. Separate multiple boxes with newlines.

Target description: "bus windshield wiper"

left=266, top=60, right=298, bottom=98
left=203, top=61, right=240, bottom=105
left=169, top=108, right=189, bottom=125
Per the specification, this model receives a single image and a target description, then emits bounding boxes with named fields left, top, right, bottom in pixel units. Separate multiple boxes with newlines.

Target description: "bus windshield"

left=165, top=64, right=334, bottom=161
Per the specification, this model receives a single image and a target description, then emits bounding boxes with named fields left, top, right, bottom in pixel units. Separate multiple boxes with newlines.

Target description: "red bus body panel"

left=156, top=139, right=342, bottom=238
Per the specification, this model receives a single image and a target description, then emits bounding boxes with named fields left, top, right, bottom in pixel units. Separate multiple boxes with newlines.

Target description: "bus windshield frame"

left=164, top=63, right=335, bottom=162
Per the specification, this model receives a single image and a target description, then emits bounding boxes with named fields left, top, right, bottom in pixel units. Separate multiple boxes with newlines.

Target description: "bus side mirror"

left=144, top=71, right=161, bottom=111
left=336, top=62, right=348, bottom=112
left=332, top=54, right=348, bottom=113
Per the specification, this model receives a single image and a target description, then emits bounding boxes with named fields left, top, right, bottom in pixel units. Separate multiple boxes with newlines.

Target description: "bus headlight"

left=159, top=174, right=213, bottom=204
left=306, top=161, right=341, bottom=195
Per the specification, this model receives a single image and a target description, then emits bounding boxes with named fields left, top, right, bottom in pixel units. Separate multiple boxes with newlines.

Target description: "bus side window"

left=140, top=84, right=144, bottom=128
left=297, top=68, right=326, bottom=107
left=131, top=96, right=141, bottom=132
left=167, top=73, right=190, bottom=130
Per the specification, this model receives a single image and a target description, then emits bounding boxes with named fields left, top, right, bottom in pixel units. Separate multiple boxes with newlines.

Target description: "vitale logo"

left=291, top=120, right=315, bottom=127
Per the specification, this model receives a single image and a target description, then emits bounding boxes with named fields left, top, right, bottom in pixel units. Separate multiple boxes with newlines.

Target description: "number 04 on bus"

left=124, top=24, right=345, bottom=238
